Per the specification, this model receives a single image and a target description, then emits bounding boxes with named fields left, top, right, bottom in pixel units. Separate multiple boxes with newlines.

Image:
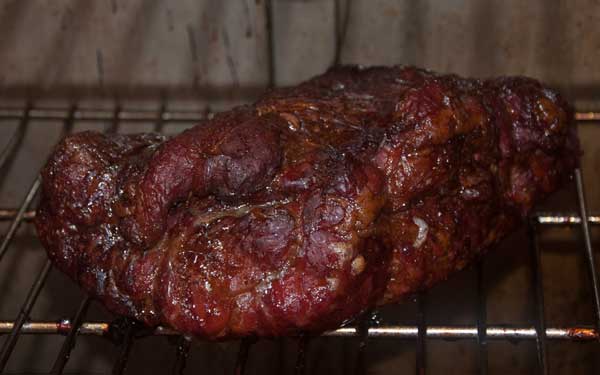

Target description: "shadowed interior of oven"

left=0, top=1, right=599, bottom=374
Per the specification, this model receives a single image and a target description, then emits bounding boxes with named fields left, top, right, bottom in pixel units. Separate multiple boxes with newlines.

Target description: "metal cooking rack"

left=0, top=1, right=599, bottom=374
left=0, top=107, right=598, bottom=375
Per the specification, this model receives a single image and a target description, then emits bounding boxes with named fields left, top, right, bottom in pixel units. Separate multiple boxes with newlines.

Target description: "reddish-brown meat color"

left=35, top=66, right=579, bottom=339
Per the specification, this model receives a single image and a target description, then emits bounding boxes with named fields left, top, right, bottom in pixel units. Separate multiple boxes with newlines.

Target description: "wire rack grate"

left=0, top=112, right=598, bottom=375
left=0, top=1, right=599, bottom=374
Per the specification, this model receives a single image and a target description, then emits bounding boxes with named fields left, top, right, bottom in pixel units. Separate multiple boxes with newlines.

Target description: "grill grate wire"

left=0, top=105, right=77, bottom=371
left=528, top=220, right=549, bottom=375
left=0, top=1, right=599, bottom=374
left=475, top=261, right=488, bottom=375
left=574, top=169, right=600, bottom=333
left=0, top=109, right=598, bottom=375
left=416, top=293, right=427, bottom=375
left=50, top=296, right=91, bottom=375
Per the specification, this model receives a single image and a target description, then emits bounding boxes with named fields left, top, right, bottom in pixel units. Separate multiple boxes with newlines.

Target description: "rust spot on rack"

left=565, top=327, right=598, bottom=340
left=575, top=112, right=600, bottom=121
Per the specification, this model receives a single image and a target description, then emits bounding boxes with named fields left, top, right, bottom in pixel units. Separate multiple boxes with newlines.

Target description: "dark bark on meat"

left=35, top=66, right=578, bottom=339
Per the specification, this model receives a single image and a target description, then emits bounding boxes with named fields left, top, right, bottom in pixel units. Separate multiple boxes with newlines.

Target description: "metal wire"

left=327, top=326, right=600, bottom=340
left=0, top=105, right=77, bottom=372
left=50, top=296, right=92, bottom=375
left=416, top=293, right=427, bottom=375
left=0, top=209, right=35, bottom=221
left=0, top=108, right=209, bottom=123
left=333, top=0, right=352, bottom=66
left=575, top=112, right=600, bottom=121
left=353, top=311, right=371, bottom=375
left=535, top=214, right=600, bottom=225
left=0, top=177, right=40, bottom=263
left=0, top=98, right=596, bottom=373
left=265, top=0, right=275, bottom=88
left=528, top=220, right=549, bottom=375
left=154, top=103, right=167, bottom=134
left=0, top=109, right=596, bottom=125
left=106, top=106, right=122, bottom=134
left=294, top=335, right=309, bottom=375
left=574, top=169, right=600, bottom=335
left=0, top=104, right=77, bottom=265
left=112, top=321, right=136, bottom=375
left=171, top=336, right=191, bottom=375
left=0, top=104, right=30, bottom=172
left=476, top=261, right=488, bottom=375
left=234, top=338, right=253, bottom=375
left=1, top=321, right=597, bottom=340
left=0, top=259, right=52, bottom=371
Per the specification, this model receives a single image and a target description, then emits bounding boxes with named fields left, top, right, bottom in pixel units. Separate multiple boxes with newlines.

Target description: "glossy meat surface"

left=35, top=66, right=578, bottom=339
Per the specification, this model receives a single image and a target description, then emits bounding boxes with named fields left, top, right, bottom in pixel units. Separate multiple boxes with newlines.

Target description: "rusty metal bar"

left=575, top=112, right=600, bottom=121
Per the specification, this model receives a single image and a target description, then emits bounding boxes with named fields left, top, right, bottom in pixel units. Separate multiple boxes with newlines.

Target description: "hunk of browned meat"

left=35, top=66, right=578, bottom=339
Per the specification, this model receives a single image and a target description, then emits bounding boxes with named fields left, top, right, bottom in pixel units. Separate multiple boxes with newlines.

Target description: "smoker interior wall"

left=0, top=0, right=599, bottom=108
left=0, top=1, right=599, bottom=374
